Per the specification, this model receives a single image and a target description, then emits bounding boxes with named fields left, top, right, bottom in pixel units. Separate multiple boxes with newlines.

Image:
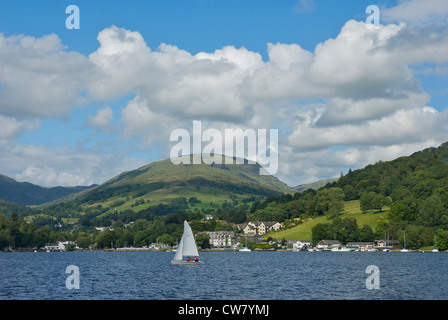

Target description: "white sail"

left=181, top=220, right=199, bottom=257
left=173, top=221, right=199, bottom=261
left=173, top=234, right=184, bottom=261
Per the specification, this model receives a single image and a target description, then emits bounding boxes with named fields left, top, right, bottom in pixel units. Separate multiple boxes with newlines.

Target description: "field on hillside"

left=265, top=200, right=390, bottom=241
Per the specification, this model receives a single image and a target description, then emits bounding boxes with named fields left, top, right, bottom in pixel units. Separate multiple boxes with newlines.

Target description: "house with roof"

left=375, top=239, right=400, bottom=249
left=206, top=231, right=237, bottom=248
left=346, top=242, right=375, bottom=251
left=235, top=221, right=282, bottom=236
left=317, top=240, right=341, bottom=250
left=44, top=241, right=77, bottom=252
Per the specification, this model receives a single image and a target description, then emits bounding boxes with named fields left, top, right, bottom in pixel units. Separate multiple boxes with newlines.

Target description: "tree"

left=233, top=205, right=247, bottom=224
left=436, top=229, right=448, bottom=251
left=96, top=230, right=117, bottom=249
left=131, top=219, right=150, bottom=232
left=76, top=236, right=92, bottom=249
left=357, top=225, right=375, bottom=242
left=370, top=194, right=386, bottom=212
left=389, top=202, right=413, bottom=222
left=332, top=217, right=358, bottom=243
left=117, top=229, right=134, bottom=248
left=157, top=233, right=174, bottom=246
left=360, top=191, right=374, bottom=213
left=317, top=188, right=345, bottom=217
left=311, top=223, right=331, bottom=245
left=418, top=195, right=445, bottom=228
left=32, top=226, right=51, bottom=248
left=134, top=230, right=153, bottom=248
left=194, top=233, right=210, bottom=249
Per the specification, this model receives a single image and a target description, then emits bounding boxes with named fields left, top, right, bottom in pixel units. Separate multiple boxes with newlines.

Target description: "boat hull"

left=171, top=260, right=204, bottom=265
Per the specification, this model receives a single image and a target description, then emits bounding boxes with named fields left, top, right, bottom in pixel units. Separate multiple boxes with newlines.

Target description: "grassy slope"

left=264, top=200, right=390, bottom=241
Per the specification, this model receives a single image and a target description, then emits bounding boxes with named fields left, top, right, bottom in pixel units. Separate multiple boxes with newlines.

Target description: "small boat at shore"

left=239, top=236, right=251, bottom=252
left=432, top=234, right=439, bottom=252
left=331, top=246, right=351, bottom=252
left=400, top=233, right=409, bottom=252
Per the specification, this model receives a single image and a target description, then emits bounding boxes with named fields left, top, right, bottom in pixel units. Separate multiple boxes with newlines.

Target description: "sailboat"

left=171, top=221, right=204, bottom=265
left=383, top=233, right=390, bottom=252
left=400, top=232, right=409, bottom=252
left=239, top=236, right=251, bottom=252
left=432, top=234, right=439, bottom=252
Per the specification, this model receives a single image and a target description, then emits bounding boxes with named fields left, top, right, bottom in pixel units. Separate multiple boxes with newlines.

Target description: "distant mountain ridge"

left=0, top=155, right=296, bottom=208
left=101, top=155, right=292, bottom=193
left=294, top=178, right=339, bottom=192
left=76, top=155, right=295, bottom=210
left=0, top=174, right=95, bottom=205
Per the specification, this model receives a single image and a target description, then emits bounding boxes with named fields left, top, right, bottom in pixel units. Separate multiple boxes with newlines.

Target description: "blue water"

left=0, top=251, right=447, bottom=300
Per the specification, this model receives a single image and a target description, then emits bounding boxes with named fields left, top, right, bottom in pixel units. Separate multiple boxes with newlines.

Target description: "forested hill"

left=313, top=141, right=448, bottom=235
left=331, top=142, right=448, bottom=205
left=249, top=142, right=448, bottom=249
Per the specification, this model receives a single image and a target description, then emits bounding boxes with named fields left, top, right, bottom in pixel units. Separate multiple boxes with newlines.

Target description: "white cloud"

left=287, top=106, right=448, bottom=151
left=87, top=106, right=114, bottom=128
left=2, top=21, right=446, bottom=126
left=1, top=11, right=448, bottom=187
left=0, top=33, right=91, bottom=119
left=276, top=140, right=445, bottom=187
left=0, top=115, right=40, bottom=140
left=315, top=93, right=429, bottom=126
left=382, top=0, right=448, bottom=25
left=0, top=141, right=147, bottom=187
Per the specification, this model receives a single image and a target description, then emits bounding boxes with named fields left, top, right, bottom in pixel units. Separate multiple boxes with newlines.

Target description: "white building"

left=235, top=221, right=282, bottom=236
left=96, top=227, right=114, bottom=232
left=206, top=231, right=236, bottom=248
left=44, top=241, right=76, bottom=251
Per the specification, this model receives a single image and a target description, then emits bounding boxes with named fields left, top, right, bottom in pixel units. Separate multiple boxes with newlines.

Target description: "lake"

left=1, top=251, right=447, bottom=300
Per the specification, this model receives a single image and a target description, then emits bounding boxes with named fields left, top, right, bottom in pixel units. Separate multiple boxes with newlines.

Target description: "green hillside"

left=257, top=142, right=448, bottom=249
left=264, top=200, right=389, bottom=241
left=42, top=155, right=295, bottom=218
left=331, top=142, right=448, bottom=205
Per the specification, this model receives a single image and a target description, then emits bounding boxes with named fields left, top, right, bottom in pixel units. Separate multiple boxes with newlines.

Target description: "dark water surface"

left=1, top=251, right=447, bottom=300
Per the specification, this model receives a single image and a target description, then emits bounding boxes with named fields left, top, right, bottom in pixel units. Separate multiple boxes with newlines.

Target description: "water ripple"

left=1, top=251, right=447, bottom=300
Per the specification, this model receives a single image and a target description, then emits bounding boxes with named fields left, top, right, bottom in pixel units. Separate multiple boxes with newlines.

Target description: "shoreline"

left=3, top=247, right=445, bottom=253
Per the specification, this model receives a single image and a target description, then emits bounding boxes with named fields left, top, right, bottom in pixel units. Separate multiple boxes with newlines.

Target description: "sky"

left=0, top=0, right=447, bottom=187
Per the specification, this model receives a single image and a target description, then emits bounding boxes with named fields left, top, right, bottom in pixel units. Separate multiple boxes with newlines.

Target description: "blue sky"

left=0, top=1, right=380, bottom=55
left=0, top=0, right=447, bottom=187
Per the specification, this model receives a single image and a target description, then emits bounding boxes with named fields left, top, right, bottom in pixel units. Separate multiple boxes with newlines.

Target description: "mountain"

left=76, top=155, right=295, bottom=214
left=0, top=174, right=95, bottom=206
left=294, top=178, right=339, bottom=192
